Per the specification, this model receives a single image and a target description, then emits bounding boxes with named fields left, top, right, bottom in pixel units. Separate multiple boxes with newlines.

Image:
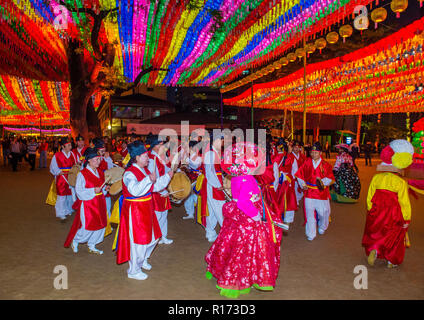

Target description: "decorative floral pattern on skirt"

left=333, top=163, right=361, bottom=199
left=205, top=201, right=282, bottom=291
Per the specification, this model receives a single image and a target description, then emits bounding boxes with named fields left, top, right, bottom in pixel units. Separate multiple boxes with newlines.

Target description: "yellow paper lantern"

left=339, top=25, right=353, bottom=43
left=280, top=57, right=289, bottom=66
left=305, top=43, right=316, bottom=54
left=287, top=53, right=296, bottom=62
left=326, top=32, right=339, bottom=44
left=273, top=62, right=282, bottom=70
left=371, top=7, right=388, bottom=28
left=315, top=38, right=327, bottom=52
left=391, top=0, right=408, bottom=18
left=295, top=47, right=306, bottom=59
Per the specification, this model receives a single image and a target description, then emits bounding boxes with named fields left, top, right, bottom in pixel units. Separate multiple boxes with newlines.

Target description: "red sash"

left=212, top=150, right=226, bottom=201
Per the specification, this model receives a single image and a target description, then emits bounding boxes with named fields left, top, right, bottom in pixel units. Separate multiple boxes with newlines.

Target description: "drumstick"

left=163, top=189, right=185, bottom=196
left=99, top=177, right=112, bottom=190
left=272, top=221, right=290, bottom=231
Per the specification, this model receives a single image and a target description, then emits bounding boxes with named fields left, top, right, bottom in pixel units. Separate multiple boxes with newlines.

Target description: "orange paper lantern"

left=326, top=32, right=339, bottom=44
left=371, top=7, right=388, bottom=28
left=391, top=0, right=408, bottom=18
left=339, top=25, right=353, bottom=43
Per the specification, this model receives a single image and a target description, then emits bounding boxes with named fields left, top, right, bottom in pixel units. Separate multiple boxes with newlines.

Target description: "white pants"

left=73, top=205, right=105, bottom=249
left=128, top=211, right=159, bottom=276
left=205, top=184, right=225, bottom=241
left=284, top=210, right=295, bottom=223
left=155, top=210, right=169, bottom=239
left=106, top=197, right=111, bottom=218
left=55, top=195, right=74, bottom=219
left=184, top=193, right=197, bottom=217
left=304, top=198, right=331, bottom=240
left=71, top=187, right=77, bottom=203
left=294, top=181, right=303, bottom=204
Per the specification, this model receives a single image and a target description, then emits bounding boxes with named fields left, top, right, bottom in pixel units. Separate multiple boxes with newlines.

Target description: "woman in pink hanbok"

left=205, top=142, right=283, bottom=299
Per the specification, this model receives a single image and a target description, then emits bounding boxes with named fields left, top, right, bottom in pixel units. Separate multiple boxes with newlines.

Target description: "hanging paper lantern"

left=326, top=32, right=339, bottom=44
left=280, top=57, right=289, bottom=66
left=305, top=43, right=316, bottom=54
left=371, top=7, right=388, bottom=29
left=315, top=38, right=327, bottom=53
left=339, top=25, right=353, bottom=43
left=295, top=48, right=306, bottom=59
left=419, top=0, right=423, bottom=8
left=391, top=0, right=408, bottom=18
left=287, top=53, right=296, bottom=62
left=273, top=62, right=282, bottom=70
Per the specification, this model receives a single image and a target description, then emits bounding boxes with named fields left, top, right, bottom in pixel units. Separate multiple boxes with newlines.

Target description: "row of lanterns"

left=222, top=0, right=414, bottom=93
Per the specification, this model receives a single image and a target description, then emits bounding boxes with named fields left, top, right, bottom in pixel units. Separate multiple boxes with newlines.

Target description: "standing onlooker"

left=38, top=138, right=49, bottom=168
left=10, top=137, right=21, bottom=172
left=350, top=140, right=360, bottom=172
left=324, top=141, right=331, bottom=159
left=53, top=139, right=59, bottom=154
left=27, top=138, right=39, bottom=171
left=363, top=141, right=373, bottom=166
left=2, top=138, right=10, bottom=166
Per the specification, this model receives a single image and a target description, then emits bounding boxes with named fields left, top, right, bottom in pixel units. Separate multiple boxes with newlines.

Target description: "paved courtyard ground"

left=0, top=157, right=423, bottom=300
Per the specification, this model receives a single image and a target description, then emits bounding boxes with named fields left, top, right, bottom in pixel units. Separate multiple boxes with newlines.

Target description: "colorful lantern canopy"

left=287, top=53, right=297, bottom=62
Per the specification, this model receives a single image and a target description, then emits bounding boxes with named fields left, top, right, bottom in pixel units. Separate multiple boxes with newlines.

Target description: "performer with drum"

left=182, top=140, right=203, bottom=220
left=295, top=142, right=334, bottom=241
left=116, top=141, right=173, bottom=280
left=64, top=148, right=109, bottom=254
left=93, top=138, right=114, bottom=217
left=49, top=137, right=76, bottom=220
left=147, top=135, right=174, bottom=245
left=197, top=133, right=226, bottom=242
left=71, top=134, right=87, bottom=166
left=288, top=140, right=307, bottom=205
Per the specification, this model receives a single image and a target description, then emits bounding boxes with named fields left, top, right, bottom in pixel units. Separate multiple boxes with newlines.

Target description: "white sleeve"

left=204, top=151, right=222, bottom=188
left=297, top=177, right=306, bottom=187
left=123, top=171, right=153, bottom=197
left=147, top=158, right=155, bottom=174
left=49, top=155, right=61, bottom=176
left=153, top=173, right=171, bottom=193
left=104, top=156, right=114, bottom=169
left=189, top=156, right=201, bottom=170
left=273, top=162, right=284, bottom=190
left=291, top=159, right=298, bottom=177
left=75, top=172, right=96, bottom=200
left=321, top=178, right=332, bottom=186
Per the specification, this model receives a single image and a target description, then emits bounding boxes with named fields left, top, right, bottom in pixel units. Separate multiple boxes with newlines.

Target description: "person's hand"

left=302, top=184, right=308, bottom=191
left=59, top=171, right=66, bottom=175
left=149, top=172, right=157, bottom=183
left=104, top=185, right=111, bottom=192
left=217, top=186, right=224, bottom=191
left=403, top=222, right=410, bottom=229
left=94, top=187, right=102, bottom=194
left=104, top=152, right=110, bottom=158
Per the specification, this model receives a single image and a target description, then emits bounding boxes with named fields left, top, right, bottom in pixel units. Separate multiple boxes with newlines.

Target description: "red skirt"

left=276, top=179, right=298, bottom=214
left=362, top=189, right=408, bottom=265
left=205, top=201, right=282, bottom=290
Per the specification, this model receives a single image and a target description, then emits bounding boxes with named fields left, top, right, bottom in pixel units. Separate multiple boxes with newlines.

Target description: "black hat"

left=292, top=140, right=304, bottom=147
left=76, top=134, right=84, bottom=142
left=59, top=137, right=70, bottom=146
left=145, top=134, right=164, bottom=151
left=189, top=140, right=199, bottom=149
left=311, top=142, right=322, bottom=152
left=83, top=147, right=99, bottom=161
left=128, top=140, right=148, bottom=158
left=92, top=137, right=105, bottom=150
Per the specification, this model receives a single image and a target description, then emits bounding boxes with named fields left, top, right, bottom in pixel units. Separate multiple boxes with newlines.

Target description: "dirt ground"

left=0, top=157, right=423, bottom=300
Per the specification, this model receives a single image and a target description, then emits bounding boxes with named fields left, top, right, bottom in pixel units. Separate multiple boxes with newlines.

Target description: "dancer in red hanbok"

left=362, top=139, right=414, bottom=268
left=205, top=142, right=283, bottom=299
left=64, top=148, right=109, bottom=254
left=274, top=139, right=298, bottom=223
left=116, top=141, right=174, bottom=280
left=49, top=137, right=76, bottom=220
left=295, top=142, right=334, bottom=241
